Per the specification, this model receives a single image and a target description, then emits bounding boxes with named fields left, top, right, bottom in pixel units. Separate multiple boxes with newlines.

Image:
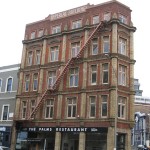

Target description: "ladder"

left=27, top=21, right=107, bottom=120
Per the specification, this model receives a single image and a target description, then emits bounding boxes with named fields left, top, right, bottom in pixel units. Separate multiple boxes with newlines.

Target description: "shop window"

left=72, top=20, right=82, bottom=29
left=45, top=99, right=54, bottom=118
left=6, top=77, right=13, bottom=92
left=91, top=65, right=97, bottom=85
left=119, top=65, right=127, bottom=86
left=69, top=68, right=78, bottom=87
left=102, top=63, right=109, bottom=84
left=47, top=71, right=56, bottom=88
left=67, top=97, right=76, bottom=118
left=50, top=46, right=59, bottom=62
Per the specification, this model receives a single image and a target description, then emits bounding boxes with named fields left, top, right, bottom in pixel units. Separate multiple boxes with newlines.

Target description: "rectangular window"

left=30, top=100, right=35, bottom=113
left=119, top=14, right=127, bottom=24
left=101, top=95, right=108, bottom=117
left=70, top=68, right=78, bottom=87
left=72, top=20, right=82, bottom=29
left=119, top=38, right=127, bottom=55
left=25, top=75, right=30, bottom=92
left=22, top=101, right=27, bottom=119
left=71, top=42, right=80, bottom=57
left=38, top=29, right=44, bottom=37
left=92, top=39, right=98, bottom=55
left=0, top=79, right=2, bottom=92
left=50, top=46, right=59, bottom=62
left=119, top=65, right=126, bottom=86
left=102, top=63, right=109, bottom=84
left=104, top=12, right=111, bottom=21
left=31, top=31, right=35, bottom=39
left=91, top=65, right=97, bottom=85
left=93, top=15, right=99, bottom=24
left=103, top=36, right=109, bottom=53
left=6, top=78, right=12, bottom=92
left=36, top=50, right=41, bottom=65
left=89, top=96, right=96, bottom=117
left=28, top=51, right=33, bottom=66
left=2, top=105, right=9, bottom=120
left=118, top=97, right=126, bottom=119
left=67, top=97, right=76, bottom=118
left=48, top=71, right=56, bottom=88
left=52, top=25, right=61, bottom=34
left=33, top=73, right=38, bottom=91
left=45, top=99, right=54, bottom=118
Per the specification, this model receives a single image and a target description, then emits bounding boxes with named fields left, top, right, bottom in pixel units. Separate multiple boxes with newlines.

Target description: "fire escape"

left=27, top=21, right=108, bottom=120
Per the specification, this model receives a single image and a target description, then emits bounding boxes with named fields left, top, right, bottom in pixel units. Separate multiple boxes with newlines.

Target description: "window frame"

left=22, top=101, right=27, bottom=119
left=30, top=31, right=36, bottom=39
left=47, top=71, right=56, bottom=88
left=104, top=12, right=111, bottom=21
left=119, top=14, right=127, bottom=24
left=118, top=65, right=127, bottom=86
left=50, top=46, right=59, bottom=62
left=6, top=77, right=13, bottom=92
left=101, top=95, right=108, bottom=117
left=25, top=75, right=30, bottom=92
left=52, top=25, right=61, bottom=34
left=67, top=97, right=76, bottom=118
left=92, top=38, right=98, bottom=55
left=69, top=68, right=79, bottom=87
left=118, top=97, right=126, bottom=119
left=0, top=78, right=2, bottom=92
left=89, top=96, right=96, bottom=118
left=38, top=29, right=44, bottom=37
left=35, top=50, right=41, bottom=65
left=92, top=15, right=100, bottom=24
left=103, top=36, right=110, bottom=53
left=1, top=105, right=9, bottom=121
left=71, top=42, right=80, bottom=58
left=102, top=63, right=109, bottom=84
left=72, top=20, right=82, bottom=29
left=45, top=99, right=54, bottom=119
left=118, top=37, right=127, bottom=55
left=91, top=65, right=97, bottom=85
left=33, top=73, right=38, bottom=91
left=27, top=51, right=33, bottom=66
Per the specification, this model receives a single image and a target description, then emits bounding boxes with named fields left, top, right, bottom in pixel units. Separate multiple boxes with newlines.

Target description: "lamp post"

left=105, top=54, right=117, bottom=150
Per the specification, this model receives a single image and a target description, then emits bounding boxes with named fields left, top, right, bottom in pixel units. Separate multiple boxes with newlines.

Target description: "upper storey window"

left=50, top=46, right=59, bottom=62
left=92, top=39, right=98, bottom=55
left=119, top=38, right=127, bottom=55
left=36, top=50, right=41, bottom=65
left=30, top=31, right=36, bottom=39
left=52, top=25, right=61, bottom=34
left=71, top=42, right=80, bottom=57
left=103, top=36, right=110, bottom=53
left=119, top=14, right=127, bottom=24
left=38, top=29, right=44, bottom=37
left=70, top=68, right=78, bottom=87
left=72, top=20, right=82, bottom=29
left=104, top=12, right=111, bottom=21
left=6, top=77, right=13, bottom=92
left=92, top=15, right=100, bottom=24
left=28, top=51, right=33, bottom=66
left=25, top=75, right=30, bottom=92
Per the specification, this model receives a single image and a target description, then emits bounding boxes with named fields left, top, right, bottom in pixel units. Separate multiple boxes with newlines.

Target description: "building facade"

left=0, top=64, right=20, bottom=148
left=11, top=1, right=136, bottom=150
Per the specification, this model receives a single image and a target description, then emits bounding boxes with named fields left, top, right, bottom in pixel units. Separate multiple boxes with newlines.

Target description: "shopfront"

left=15, top=127, right=107, bottom=150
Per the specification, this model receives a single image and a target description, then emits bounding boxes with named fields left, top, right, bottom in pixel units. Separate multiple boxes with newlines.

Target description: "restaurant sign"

left=27, top=127, right=107, bottom=133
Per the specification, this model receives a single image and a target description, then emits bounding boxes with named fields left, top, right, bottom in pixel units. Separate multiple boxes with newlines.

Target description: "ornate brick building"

left=11, top=0, right=136, bottom=150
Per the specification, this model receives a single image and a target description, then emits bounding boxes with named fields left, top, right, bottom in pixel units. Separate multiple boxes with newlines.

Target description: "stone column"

left=41, top=39, right=47, bottom=65
left=84, top=30, right=89, bottom=58
left=107, top=127, right=114, bottom=150
left=20, top=44, right=27, bottom=69
left=54, top=132, right=61, bottom=150
left=82, top=62, right=87, bottom=89
left=112, top=23, right=118, bottom=54
left=57, top=95, right=62, bottom=119
left=80, top=93, right=86, bottom=119
left=61, top=35, right=67, bottom=62
left=38, top=69, right=44, bottom=93
left=10, top=122, right=17, bottom=150
left=17, top=72, right=23, bottom=94
left=79, top=132, right=86, bottom=150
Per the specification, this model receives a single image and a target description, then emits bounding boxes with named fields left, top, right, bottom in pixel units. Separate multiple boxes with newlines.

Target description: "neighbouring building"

left=0, top=64, right=20, bottom=148
left=134, top=79, right=143, bottom=96
left=11, top=0, right=136, bottom=150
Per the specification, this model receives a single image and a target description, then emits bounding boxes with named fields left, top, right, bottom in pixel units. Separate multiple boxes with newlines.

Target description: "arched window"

left=6, top=77, right=13, bottom=92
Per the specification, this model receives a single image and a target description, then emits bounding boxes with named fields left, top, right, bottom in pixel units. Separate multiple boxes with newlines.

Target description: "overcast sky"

left=0, top=0, right=149, bottom=96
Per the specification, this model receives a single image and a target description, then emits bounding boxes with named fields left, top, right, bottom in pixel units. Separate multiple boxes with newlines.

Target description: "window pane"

left=7, top=78, right=12, bottom=92
left=103, top=37, right=109, bottom=53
